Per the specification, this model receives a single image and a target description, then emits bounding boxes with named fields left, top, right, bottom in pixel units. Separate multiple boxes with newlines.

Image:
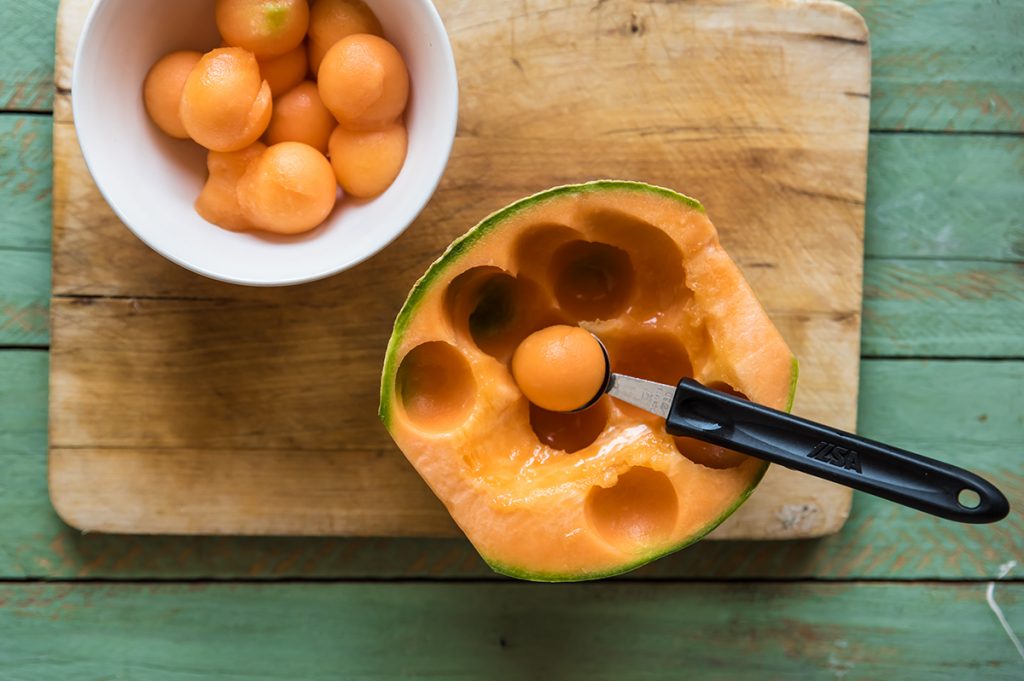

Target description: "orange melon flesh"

left=195, top=141, right=267, bottom=232
left=327, top=123, right=407, bottom=198
left=265, top=81, right=336, bottom=153
left=317, top=34, right=409, bottom=131
left=216, top=0, right=310, bottom=59
left=143, top=50, right=203, bottom=139
left=380, top=182, right=797, bottom=581
left=307, top=0, right=383, bottom=73
left=237, top=141, right=337, bottom=234
left=258, top=45, right=308, bottom=97
left=179, top=47, right=272, bottom=152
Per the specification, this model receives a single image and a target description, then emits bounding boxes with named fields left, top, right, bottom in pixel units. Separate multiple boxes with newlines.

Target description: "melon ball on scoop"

left=512, top=325, right=609, bottom=413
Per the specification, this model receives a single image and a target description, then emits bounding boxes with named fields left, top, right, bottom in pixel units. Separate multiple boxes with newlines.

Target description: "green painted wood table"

left=1, top=0, right=1022, bottom=677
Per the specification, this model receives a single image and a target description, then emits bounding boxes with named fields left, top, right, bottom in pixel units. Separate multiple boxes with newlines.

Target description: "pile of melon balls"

left=142, top=0, right=409, bottom=235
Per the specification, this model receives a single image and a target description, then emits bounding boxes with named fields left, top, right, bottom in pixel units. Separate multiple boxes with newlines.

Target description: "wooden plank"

left=0, top=114, right=51, bottom=345
left=9, top=0, right=1021, bottom=131
left=847, top=0, right=1024, bottom=133
left=2, top=355, right=1019, bottom=579
left=38, top=252, right=1023, bottom=429
left=0, top=350, right=50, bottom=577
left=1, top=582, right=1022, bottom=678
left=0, top=250, right=48, bottom=346
left=2, top=113, right=1012, bottom=260
left=40, top=127, right=1023, bottom=332
left=865, top=133, right=1024, bottom=261
left=858, top=359, right=1022, bottom=448
left=862, top=259, right=1024, bottom=358
left=0, top=0, right=58, bottom=111
left=50, top=0, right=873, bottom=540
left=0, top=351, right=46, bottom=450
left=0, top=114, right=51, bottom=251
left=10, top=119, right=1022, bottom=261
left=4, top=122, right=1018, bottom=356
left=5, top=119, right=1019, bottom=355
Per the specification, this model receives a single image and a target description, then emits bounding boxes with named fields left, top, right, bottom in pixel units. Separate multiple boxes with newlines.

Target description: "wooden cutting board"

left=50, top=0, right=869, bottom=539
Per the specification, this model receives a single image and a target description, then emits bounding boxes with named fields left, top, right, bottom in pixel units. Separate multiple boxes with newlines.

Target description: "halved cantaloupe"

left=380, top=181, right=798, bottom=581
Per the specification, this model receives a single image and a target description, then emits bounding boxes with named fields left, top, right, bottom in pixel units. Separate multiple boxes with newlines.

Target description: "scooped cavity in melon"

left=180, top=47, right=272, bottom=152
left=673, top=382, right=753, bottom=468
left=380, top=181, right=798, bottom=582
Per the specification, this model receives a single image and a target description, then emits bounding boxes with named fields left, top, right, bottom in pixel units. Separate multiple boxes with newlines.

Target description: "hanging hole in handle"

left=957, top=488, right=982, bottom=509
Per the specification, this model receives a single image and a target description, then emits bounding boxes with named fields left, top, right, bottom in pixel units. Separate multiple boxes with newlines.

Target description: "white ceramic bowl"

left=73, top=0, right=458, bottom=286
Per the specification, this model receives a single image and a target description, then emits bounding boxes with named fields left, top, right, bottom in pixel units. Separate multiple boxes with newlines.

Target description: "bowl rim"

left=71, top=0, right=459, bottom=287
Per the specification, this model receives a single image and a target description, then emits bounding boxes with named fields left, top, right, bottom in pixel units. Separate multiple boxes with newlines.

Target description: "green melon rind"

left=485, top=358, right=799, bottom=582
left=787, top=357, right=800, bottom=413
left=378, top=180, right=795, bottom=582
left=379, top=180, right=704, bottom=428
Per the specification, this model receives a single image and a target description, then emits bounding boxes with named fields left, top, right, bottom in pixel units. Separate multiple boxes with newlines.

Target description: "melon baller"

left=556, top=332, right=1010, bottom=524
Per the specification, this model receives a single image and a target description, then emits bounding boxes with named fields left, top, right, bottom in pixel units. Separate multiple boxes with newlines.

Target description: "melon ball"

left=307, top=0, right=382, bottom=73
left=195, top=142, right=267, bottom=232
left=512, top=326, right=609, bottom=413
left=317, top=34, right=409, bottom=131
left=180, top=47, right=272, bottom=152
left=327, top=122, right=406, bottom=198
left=238, top=141, right=337, bottom=234
left=143, top=50, right=202, bottom=139
left=216, top=0, right=310, bottom=58
left=265, top=81, right=336, bottom=153
left=258, top=44, right=308, bottom=96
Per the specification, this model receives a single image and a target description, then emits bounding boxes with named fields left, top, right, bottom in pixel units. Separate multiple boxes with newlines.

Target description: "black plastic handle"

left=665, top=379, right=1009, bottom=524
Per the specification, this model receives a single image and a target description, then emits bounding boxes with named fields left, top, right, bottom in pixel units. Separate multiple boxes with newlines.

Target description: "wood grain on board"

left=50, top=0, right=870, bottom=538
